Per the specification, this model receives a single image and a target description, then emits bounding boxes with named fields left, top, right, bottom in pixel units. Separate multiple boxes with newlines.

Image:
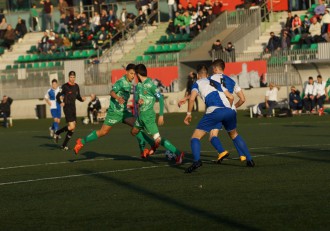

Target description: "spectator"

left=30, top=4, right=40, bottom=32
left=58, top=0, right=69, bottom=15
left=321, top=8, right=330, bottom=34
left=281, top=30, right=291, bottom=51
left=255, top=83, right=279, bottom=118
left=3, top=25, right=16, bottom=51
left=224, top=42, right=235, bottom=62
left=148, top=0, right=158, bottom=25
left=74, top=30, right=88, bottom=49
left=185, top=71, right=198, bottom=111
left=196, top=10, right=207, bottom=33
left=40, top=0, right=54, bottom=30
left=136, top=9, right=147, bottom=28
left=90, top=11, right=100, bottom=33
left=322, top=25, right=330, bottom=41
left=206, top=9, right=216, bottom=26
left=265, top=32, right=281, bottom=53
left=187, top=2, right=196, bottom=16
left=120, top=8, right=127, bottom=25
left=139, top=0, right=149, bottom=15
left=196, top=0, right=204, bottom=14
left=100, top=9, right=108, bottom=28
left=0, top=17, right=8, bottom=39
left=95, top=26, right=108, bottom=47
left=94, top=0, right=103, bottom=14
left=300, top=17, right=322, bottom=47
left=15, top=17, right=27, bottom=40
left=302, top=15, right=311, bottom=33
left=209, top=39, right=223, bottom=57
left=178, top=11, right=191, bottom=35
left=87, top=94, right=101, bottom=124
left=0, top=95, right=13, bottom=128
left=79, top=13, right=89, bottom=31
left=38, top=30, right=49, bottom=53
left=283, top=11, right=294, bottom=34
left=57, top=13, right=69, bottom=34
left=166, top=19, right=176, bottom=34
left=212, top=0, right=223, bottom=17
left=53, top=33, right=65, bottom=53
left=168, top=0, right=177, bottom=20
left=174, top=11, right=184, bottom=33
left=303, top=76, right=316, bottom=113
left=189, top=11, right=198, bottom=36
left=289, top=86, right=302, bottom=115
left=108, top=9, right=117, bottom=23
left=203, top=0, right=213, bottom=13
left=313, top=75, right=328, bottom=115
left=292, top=14, right=302, bottom=35
left=177, top=3, right=185, bottom=15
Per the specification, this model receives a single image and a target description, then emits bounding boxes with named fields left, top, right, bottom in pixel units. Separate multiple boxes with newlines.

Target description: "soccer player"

left=73, top=64, right=157, bottom=157
left=208, top=59, right=255, bottom=167
left=184, top=64, right=235, bottom=173
left=54, top=71, right=85, bottom=150
left=44, top=79, right=61, bottom=138
left=131, top=64, right=185, bottom=164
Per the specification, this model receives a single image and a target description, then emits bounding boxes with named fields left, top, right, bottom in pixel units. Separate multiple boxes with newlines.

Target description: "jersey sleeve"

left=191, top=82, right=199, bottom=93
left=234, top=83, right=241, bottom=94
left=151, top=84, right=164, bottom=116
left=76, top=85, right=83, bottom=102
left=111, top=80, right=122, bottom=93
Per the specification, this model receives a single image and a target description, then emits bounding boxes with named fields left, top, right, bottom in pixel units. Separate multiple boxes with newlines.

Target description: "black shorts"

left=64, top=105, right=76, bottom=123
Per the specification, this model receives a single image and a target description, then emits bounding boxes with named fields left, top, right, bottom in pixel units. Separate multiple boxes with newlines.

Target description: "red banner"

left=111, top=66, right=179, bottom=87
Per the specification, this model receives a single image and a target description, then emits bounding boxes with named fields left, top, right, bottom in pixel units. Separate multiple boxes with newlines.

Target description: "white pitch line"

left=0, top=165, right=167, bottom=186
left=0, top=149, right=326, bottom=187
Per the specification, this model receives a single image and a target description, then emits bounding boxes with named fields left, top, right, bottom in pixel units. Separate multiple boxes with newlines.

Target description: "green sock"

left=82, top=130, right=98, bottom=145
left=161, top=138, right=181, bottom=155
left=136, top=131, right=146, bottom=152
left=141, top=131, right=155, bottom=147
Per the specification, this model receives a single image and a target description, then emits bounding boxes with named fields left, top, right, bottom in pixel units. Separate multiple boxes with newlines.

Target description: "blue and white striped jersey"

left=45, top=87, right=61, bottom=109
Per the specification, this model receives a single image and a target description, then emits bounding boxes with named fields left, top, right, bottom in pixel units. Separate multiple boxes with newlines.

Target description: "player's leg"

left=60, top=121, right=76, bottom=150
left=185, top=129, right=206, bottom=173
left=209, top=129, right=229, bottom=164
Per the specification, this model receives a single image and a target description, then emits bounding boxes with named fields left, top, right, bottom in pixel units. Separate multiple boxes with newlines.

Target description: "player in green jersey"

left=73, top=64, right=157, bottom=156
left=131, top=64, right=185, bottom=164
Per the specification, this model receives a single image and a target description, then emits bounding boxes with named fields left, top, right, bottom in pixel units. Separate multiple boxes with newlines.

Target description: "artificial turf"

left=0, top=112, right=329, bottom=230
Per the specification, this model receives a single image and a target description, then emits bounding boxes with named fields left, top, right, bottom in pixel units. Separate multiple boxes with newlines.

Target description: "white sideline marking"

left=0, top=148, right=327, bottom=187
left=0, top=165, right=167, bottom=186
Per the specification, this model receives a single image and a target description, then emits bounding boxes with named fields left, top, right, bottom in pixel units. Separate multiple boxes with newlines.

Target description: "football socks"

left=62, top=130, right=73, bottom=147
left=161, top=138, right=181, bottom=155
left=233, top=135, right=252, bottom=161
left=82, top=130, right=98, bottom=145
left=190, top=138, right=201, bottom=162
left=210, top=136, right=225, bottom=153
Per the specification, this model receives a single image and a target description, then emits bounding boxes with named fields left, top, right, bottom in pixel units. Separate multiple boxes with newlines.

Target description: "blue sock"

left=233, top=135, right=252, bottom=161
left=191, top=138, right=201, bottom=162
left=210, top=136, right=225, bottom=153
left=233, top=141, right=244, bottom=157
left=51, top=122, right=55, bottom=130
left=54, top=122, right=59, bottom=132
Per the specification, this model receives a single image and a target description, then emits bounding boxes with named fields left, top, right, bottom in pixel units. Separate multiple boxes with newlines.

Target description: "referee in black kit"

left=54, top=71, right=85, bottom=150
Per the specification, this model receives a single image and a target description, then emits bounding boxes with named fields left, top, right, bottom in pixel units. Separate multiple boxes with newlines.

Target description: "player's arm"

left=222, top=87, right=234, bottom=106
left=178, top=94, right=190, bottom=107
left=56, top=86, right=64, bottom=106
left=76, top=85, right=85, bottom=102
left=184, top=89, right=198, bottom=125
left=44, top=92, right=51, bottom=106
left=235, top=90, right=246, bottom=108
left=154, top=88, right=164, bottom=126
left=111, top=82, right=125, bottom=104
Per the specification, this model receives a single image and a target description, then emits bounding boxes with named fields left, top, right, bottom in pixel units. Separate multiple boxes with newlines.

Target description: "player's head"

left=51, top=79, right=58, bottom=89
left=212, top=59, right=225, bottom=73
left=125, top=63, right=136, bottom=82
left=196, top=64, right=208, bottom=79
left=135, top=64, right=147, bottom=82
left=68, top=71, right=76, bottom=84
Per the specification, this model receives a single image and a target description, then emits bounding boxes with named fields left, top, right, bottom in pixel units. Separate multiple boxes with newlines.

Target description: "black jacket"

left=0, top=97, right=13, bottom=116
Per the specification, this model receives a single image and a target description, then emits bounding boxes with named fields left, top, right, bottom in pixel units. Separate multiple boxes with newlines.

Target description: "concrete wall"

left=11, top=86, right=298, bottom=120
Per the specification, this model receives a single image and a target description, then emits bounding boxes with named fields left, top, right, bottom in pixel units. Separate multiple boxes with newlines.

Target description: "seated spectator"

left=281, top=30, right=291, bottom=51
left=15, top=17, right=27, bottom=40
left=47, top=30, right=55, bottom=53
left=289, top=86, right=302, bottom=115
left=292, top=15, right=302, bottom=35
left=38, top=30, right=49, bottom=53
left=136, top=9, right=147, bottom=28
left=196, top=0, right=204, bottom=13
left=196, top=10, right=207, bottom=33
left=212, top=0, right=223, bottom=17
left=322, top=24, right=330, bottom=41
left=203, top=0, right=213, bottom=12
left=3, top=24, right=16, bottom=51
left=108, top=9, right=117, bottom=22
left=187, top=2, right=196, bottom=16
left=57, top=13, right=69, bottom=34
left=87, top=94, right=101, bottom=124
left=189, top=11, right=198, bottom=36
left=90, top=11, right=100, bottom=33
left=166, top=19, right=176, bottom=34
left=53, top=33, right=65, bottom=53
left=282, top=11, right=293, bottom=35
left=79, top=13, right=88, bottom=31
left=209, top=39, right=223, bottom=57
left=303, top=76, right=316, bottom=113
left=0, top=17, right=7, bottom=39
left=302, top=16, right=311, bottom=33
left=177, top=3, right=185, bottom=15
left=265, top=32, right=280, bottom=53
left=300, top=17, right=322, bottom=47
left=100, top=9, right=108, bottom=28
left=254, top=83, right=279, bottom=118
left=178, top=11, right=191, bottom=35
left=313, top=75, right=328, bottom=115
left=0, top=95, right=13, bottom=128
left=95, top=26, right=108, bottom=47
left=74, top=30, right=89, bottom=49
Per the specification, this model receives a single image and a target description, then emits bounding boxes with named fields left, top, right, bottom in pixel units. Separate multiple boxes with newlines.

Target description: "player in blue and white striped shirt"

left=44, top=79, right=61, bottom=137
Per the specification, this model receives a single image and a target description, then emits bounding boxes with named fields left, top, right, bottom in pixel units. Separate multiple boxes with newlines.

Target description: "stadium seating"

left=156, top=34, right=191, bottom=44
left=144, top=43, right=186, bottom=54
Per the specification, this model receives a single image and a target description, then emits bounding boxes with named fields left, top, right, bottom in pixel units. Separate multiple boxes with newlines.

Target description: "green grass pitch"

left=0, top=112, right=329, bottom=230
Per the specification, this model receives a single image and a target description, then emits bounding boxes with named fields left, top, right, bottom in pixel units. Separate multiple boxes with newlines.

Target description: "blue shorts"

left=196, top=108, right=237, bottom=132
left=50, top=107, right=61, bottom=119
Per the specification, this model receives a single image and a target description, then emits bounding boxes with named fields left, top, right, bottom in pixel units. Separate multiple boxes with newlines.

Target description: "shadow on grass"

left=79, top=168, right=261, bottom=231
left=273, top=146, right=330, bottom=163
left=33, top=135, right=52, bottom=140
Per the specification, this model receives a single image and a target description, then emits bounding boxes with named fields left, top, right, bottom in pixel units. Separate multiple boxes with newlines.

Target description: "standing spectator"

left=203, top=0, right=213, bottom=13
left=0, top=95, right=13, bottom=128
left=57, top=13, right=69, bottom=34
left=281, top=31, right=291, bottom=51
left=58, top=0, right=69, bottom=15
left=321, top=8, right=330, bottom=34
left=93, top=0, right=103, bottom=14
left=303, top=76, right=316, bottom=113
left=265, top=32, right=281, bottom=53
left=38, top=30, right=49, bottom=53
left=0, top=18, right=7, bottom=39
left=139, top=0, right=149, bottom=15
left=30, top=4, right=40, bottom=32
left=212, top=0, right=223, bottom=17
left=136, top=9, right=147, bottom=28
left=224, top=42, right=235, bottom=62
left=168, top=0, right=177, bottom=20
left=87, top=94, right=101, bottom=124
left=3, top=25, right=16, bottom=51
left=206, top=9, right=216, bottom=26
left=90, top=11, right=100, bottom=33
left=313, top=75, right=328, bottom=115
left=209, top=39, right=223, bottom=57
left=289, top=86, right=302, bottom=115
left=255, top=83, right=279, bottom=118
left=40, top=0, right=53, bottom=30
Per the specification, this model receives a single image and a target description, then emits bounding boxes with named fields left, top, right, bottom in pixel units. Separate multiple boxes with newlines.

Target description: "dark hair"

left=212, top=59, right=225, bottom=71
left=317, top=75, right=322, bottom=78
left=126, top=63, right=136, bottom=71
left=68, top=71, right=76, bottom=76
left=135, top=64, right=147, bottom=77
left=51, top=79, right=58, bottom=83
left=308, top=76, right=313, bottom=80
left=196, top=64, right=208, bottom=74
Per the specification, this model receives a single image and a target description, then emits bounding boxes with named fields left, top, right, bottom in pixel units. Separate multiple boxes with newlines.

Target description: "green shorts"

left=103, top=110, right=133, bottom=126
left=134, top=113, right=159, bottom=135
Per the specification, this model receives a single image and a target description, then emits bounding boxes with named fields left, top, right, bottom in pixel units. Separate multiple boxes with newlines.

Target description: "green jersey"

left=136, top=77, right=164, bottom=116
left=109, top=76, right=132, bottom=113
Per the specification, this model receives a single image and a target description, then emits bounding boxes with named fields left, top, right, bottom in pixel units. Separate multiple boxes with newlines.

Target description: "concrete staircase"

left=0, top=32, right=43, bottom=70
left=116, top=22, right=169, bottom=63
